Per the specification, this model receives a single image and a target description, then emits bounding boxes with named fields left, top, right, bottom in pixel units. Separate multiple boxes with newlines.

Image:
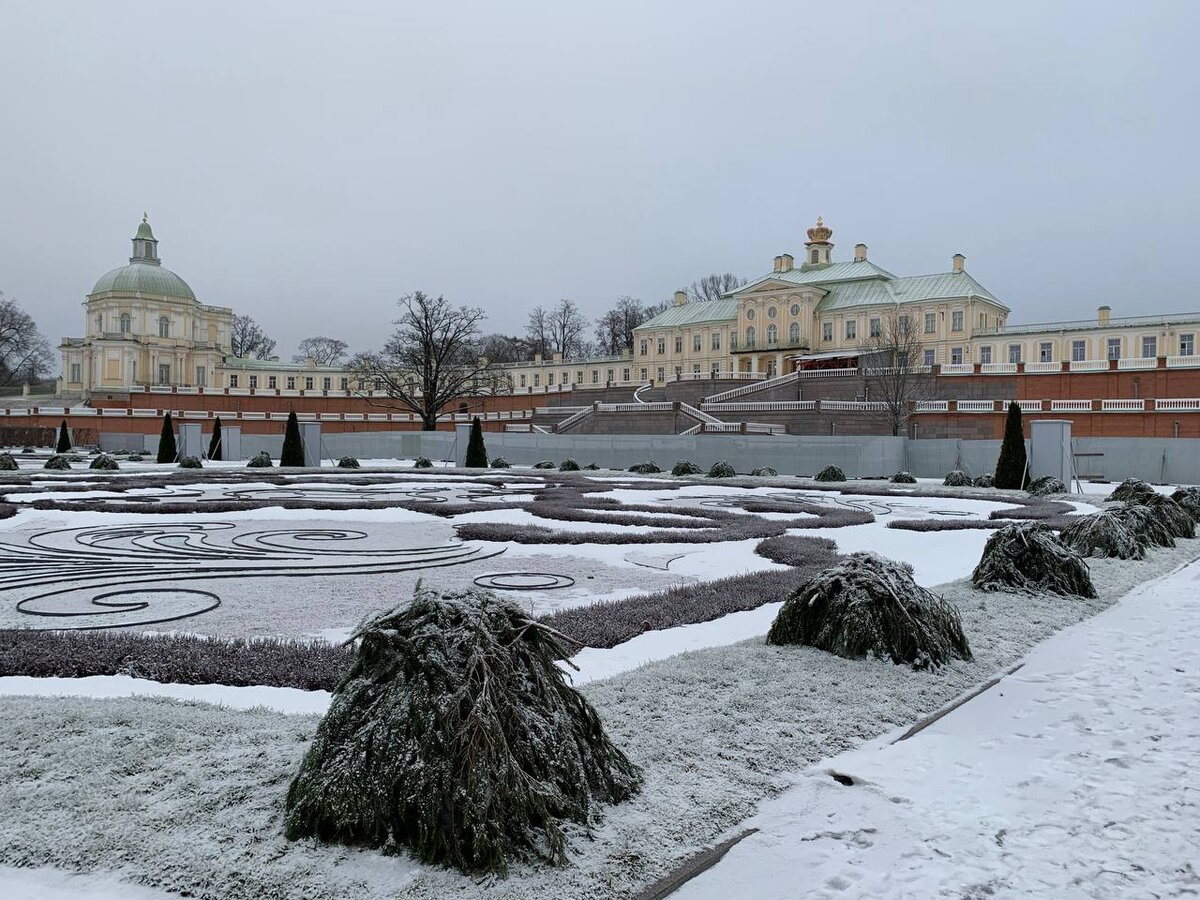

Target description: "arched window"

left=789, top=322, right=800, bottom=344
left=767, top=324, right=777, bottom=345
left=158, top=316, right=169, bottom=338
left=119, top=313, right=131, bottom=334
left=746, top=326, right=756, bottom=348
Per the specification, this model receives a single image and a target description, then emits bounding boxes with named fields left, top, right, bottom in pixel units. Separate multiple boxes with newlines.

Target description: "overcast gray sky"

left=2, top=0, right=1197, bottom=362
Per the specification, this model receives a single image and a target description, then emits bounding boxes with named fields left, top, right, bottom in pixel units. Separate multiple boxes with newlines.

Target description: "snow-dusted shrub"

left=971, top=523, right=1095, bottom=597
left=814, top=465, right=845, bottom=482
left=628, top=460, right=661, bottom=474
left=336, top=456, right=360, bottom=469
left=177, top=456, right=203, bottom=469
left=750, top=466, right=778, bottom=477
left=530, top=460, right=554, bottom=469
left=767, top=552, right=972, bottom=669
left=246, top=451, right=273, bottom=468
left=128, top=454, right=145, bottom=462
left=708, top=460, right=735, bottom=478
left=1140, top=493, right=1196, bottom=539
left=942, top=470, right=971, bottom=487
left=1170, top=486, right=1200, bottom=520
left=891, top=471, right=916, bottom=484
left=1110, top=502, right=1176, bottom=549
left=0, top=453, right=17, bottom=471
left=284, top=587, right=642, bottom=873
left=89, top=454, right=119, bottom=471
left=1026, top=474, right=1065, bottom=496
left=558, top=458, right=581, bottom=472
left=973, top=474, right=995, bottom=488
left=414, top=456, right=434, bottom=469
left=584, top=463, right=600, bottom=470
left=490, top=457, right=511, bottom=469
left=1059, top=510, right=1146, bottom=560
left=671, top=460, right=702, bottom=476
left=1106, top=477, right=1156, bottom=504
left=43, top=454, right=70, bottom=470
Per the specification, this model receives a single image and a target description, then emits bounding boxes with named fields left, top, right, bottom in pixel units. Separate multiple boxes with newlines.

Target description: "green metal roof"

left=637, top=298, right=739, bottom=329
left=731, top=260, right=897, bottom=294
left=135, top=219, right=155, bottom=241
left=90, top=261, right=196, bottom=301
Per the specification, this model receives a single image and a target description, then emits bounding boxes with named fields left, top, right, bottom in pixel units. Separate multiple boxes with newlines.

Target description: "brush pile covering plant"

left=1110, top=502, right=1177, bottom=549
left=283, top=587, right=643, bottom=874
left=973, top=474, right=995, bottom=488
left=971, top=523, right=1095, bottom=597
left=750, top=466, right=778, bottom=477
left=0, top=453, right=17, bottom=471
left=1170, top=486, right=1200, bottom=519
left=532, top=460, right=555, bottom=469
left=1106, top=477, right=1157, bottom=504
left=1027, top=475, right=1065, bottom=496
left=414, top=456, right=434, bottom=468
left=672, top=460, right=702, bottom=476
left=246, top=451, right=273, bottom=468
left=943, top=470, right=971, bottom=487
left=178, top=456, right=203, bottom=469
left=890, top=471, right=916, bottom=484
left=766, top=552, right=971, bottom=670
left=43, top=454, right=70, bottom=470
left=490, top=457, right=511, bottom=468
left=584, top=463, right=600, bottom=470
left=1059, top=510, right=1146, bottom=560
left=336, top=456, right=360, bottom=468
left=89, top=454, right=119, bottom=471
left=559, top=458, right=581, bottom=472
left=628, top=460, right=661, bottom=474
left=1140, top=493, right=1196, bottom=539
left=708, top=460, right=735, bottom=478
left=815, top=465, right=846, bottom=482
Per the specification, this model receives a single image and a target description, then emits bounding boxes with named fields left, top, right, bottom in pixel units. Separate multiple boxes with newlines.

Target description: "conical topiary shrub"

left=336, top=456, right=360, bottom=468
left=628, top=461, right=660, bottom=474
left=891, top=471, right=916, bottom=484
left=490, top=457, right=511, bottom=469
left=750, top=466, right=778, bottom=477
left=708, top=460, right=735, bottom=478
left=156, top=412, right=177, bottom=464
left=971, top=523, right=1095, bottom=597
left=766, top=552, right=972, bottom=670
left=246, top=450, right=273, bottom=468
left=814, top=465, right=845, bottom=482
left=0, top=452, right=17, bottom=471
left=89, top=454, right=119, bottom=471
left=943, top=470, right=971, bottom=487
left=993, top=402, right=1027, bottom=489
left=559, top=458, right=581, bottom=472
left=55, top=420, right=71, bottom=453
left=465, top=416, right=488, bottom=468
left=671, top=460, right=702, bottom=477
left=44, top=454, right=71, bottom=470
left=208, top=416, right=224, bottom=461
left=1059, top=510, right=1146, bottom=560
left=283, top=587, right=643, bottom=874
left=1027, top=474, right=1066, bottom=496
left=280, top=411, right=305, bottom=467
left=414, top=456, right=434, bottom=468
left=1107, top=477, right=1156, bottom=504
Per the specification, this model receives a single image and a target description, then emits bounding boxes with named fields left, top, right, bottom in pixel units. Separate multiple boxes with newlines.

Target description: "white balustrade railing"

left=598, top=402, right=674, bottom=412
left=705, top=401, right=817, bottom=412
left=1167, top=356, right=1200, bottom=369
left=702, top=370, right=797, bottom=404
left=1117, top=357, right=1158, bottom=370
left=1155, top=398, right=1200, bottom=411
left=678, top=402, right=723, bottom=425
left=744, top=422, right=786, bottom=434
left=1001, top=399, right=1044, bottom=412
left=1101, top=399, right=1145, bottom=411
left=913, top=400, right=950, bottom=412
left=679, top=423, right=702, bottom=435
left=980, top=363, right=1018, bottom=374
left=939, top=364, right=974, bottom=375
left=1024, top=361, right=1062, bottom=373
left=956, top=400, right=995, bottom=412
left=553, top=407, right=592, bottom=431
left=1050, top=400, right=1092, bottom=412
left=794, top=368, right=858, bottom=379
left=1069, top=359, right=1109, bottom=372
left=821, top=400, right=890, bottom=411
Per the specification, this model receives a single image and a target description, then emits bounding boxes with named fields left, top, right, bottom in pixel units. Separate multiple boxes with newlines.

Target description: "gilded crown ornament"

left=806, top=216, right=832, bottom=243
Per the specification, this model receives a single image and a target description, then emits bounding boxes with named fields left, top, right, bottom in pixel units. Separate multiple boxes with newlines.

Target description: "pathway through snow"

left=677, top=558, right=1200, bottom=899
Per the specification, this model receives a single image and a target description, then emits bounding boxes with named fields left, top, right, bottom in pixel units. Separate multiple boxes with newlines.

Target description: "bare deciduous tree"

left=686, top=273, right=746, bottom=304
left=527, top=299, right=588, bottom=359
left=478, top=332, right=534, bottom=365
left=231, top=315, right=277, bottom=359
left=861, top=309, right=936, bottom=436
left=293, top=336, right=349, bottom=366
left=0, top=293, right=54, bottom=386
left=593, top=296, right=667, bottom=355
left=348, top=291, right=499, bottom=431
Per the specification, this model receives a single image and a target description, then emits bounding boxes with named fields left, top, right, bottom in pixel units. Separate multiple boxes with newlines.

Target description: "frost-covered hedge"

left=671, top=460, right=702, bottom=476
left=973, top=474, right=995, bottom=488
left=0, top=453, right=18, bottom=471
left=814, top=465, right=845, bottom=482
left=1106, top=477, right=1157, bottom=504
left=767, top=552, right=972, bottom=670
left=1059, top=510, right=1145, bottom=560
left=628, top=460, right=661, bottom=474
left=1139, top=493, right=1196, bottom=539
left=891, top=471, right=916, bottom=484
left=971, top=522, right=1095, bottom=597
left=942, top=470, right=971, bottom=487
left=533, top=460, right=556, bottom=469
left=1110, top=502, right=1178, bottom=549
left=490, top=457, right=511, bottom=469
left=1026, top=474, right=1065, bottom=496
left=707, top=460, right=735, bottom=478
left=584, top=463, right=600, bottom=470
left=284, top=588, right=642, bottom=873
left=1170, top=486, right=1200, bottom=520
left=43, top=454, right=71, bottom=470
left=178, top=456, right=203, bottom=469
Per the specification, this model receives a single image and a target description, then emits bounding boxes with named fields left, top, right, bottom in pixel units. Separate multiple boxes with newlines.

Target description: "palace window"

left=1008, top=344, right=1022, bottom=364
left=951, top=347, right=963, bottom=365
left=711, top=362, right=720, bottom=374
left=979, top=345, right=992, bottom=364
left=746, top=308, right=755, bottom=320
left=547, top=372, right=555, bottom=386
left=576, top=370, right=583, bottom=383
left=845, top=319, right=856, bottom=340
left=790, top=322, right=801, bottom=344
left=898, top=315, right=911, bottom=335
left=533, top=373, right=540, bottom=387
left=674, top=366, right=682, bottom=378
left=606, top=369, right=614, bottom=382
left=340, top=378, right=349, bottom=390
left=656, top=367, right=665, bottom=381
left=924, top=349, right=936, bottom=367
left=693, top=334, right=701, bottom=352
left=1142, top=336, right=1157, bottom=358
left=674, top=336, right=682, bottom=353
left=229, top=374, right=239, bottom=388
left=249, top=375, right=258, bottom=389
left=1071, top=340, right=1086, bottom=362
left=767, top=306, right=777, bottom=319
left=305, top=377, right=314, bottom=390
left=1039, top=342, right=1053, bottom=363
left=158, top=363, right=171, bottom=384
left=730, top=332, right=738, bottom=350
left=951, top=311, right=964, bottom=332
left=322, top=377, right=331, bottom=390
left=869, top=318, right=881, bottom=338
left=657, top=338, right=665, bottom=354
left=119, top=313, right=131, bottom=334
left=924, top=312, right=936, bottom=334
left=158, top=316, right=170, bottom=338
left=267, top=376, right=277, bottom=389
left=519, top=374, right=526, bottom=387
left=286, top=376, right=295, bottom=389
left=810, top=249, right=819, bottom=264
left=711, top=334, right=720, bottom=351
left=70, top=363, right=80, bottom=382
left=767, top=324, right=777, bottom=345
left=1107, top=338, right=1121, bottom=360
left=640, top=368, right=647, bottom=381
left=745, top=326, right=756, bottom=348
left=1181, top=334, right=1195, bottom=356
left=592, top=370, right=599, bottom=383
left=821, top=321, right=832, bottom=342
left=790, top=303, right=800, bottom=316
left=640, top=340, right=648, bottom=356
left=622, top=368, right=629, bottom=381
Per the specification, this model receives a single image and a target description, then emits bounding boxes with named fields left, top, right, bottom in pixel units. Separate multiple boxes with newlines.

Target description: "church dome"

left=88, top=216, right=197, bottom=301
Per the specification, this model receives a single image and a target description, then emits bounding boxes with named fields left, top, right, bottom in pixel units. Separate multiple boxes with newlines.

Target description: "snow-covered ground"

left=679, top=556, right=1200, bottom=900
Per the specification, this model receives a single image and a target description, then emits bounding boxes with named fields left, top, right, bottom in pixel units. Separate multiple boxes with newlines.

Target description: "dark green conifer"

left=55, top=420, right=71, bottom=453
left=993, top=402, right=1028, bottom=489
left=208, top=416, right=223, bottom=461
left=280, top=411, right=305, bottom=467
left=156, top=412, right=177, bottom=464
left=465, top=416, right=488, bottom=468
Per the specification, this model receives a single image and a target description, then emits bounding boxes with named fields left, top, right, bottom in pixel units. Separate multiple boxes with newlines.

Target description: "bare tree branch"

left=293, top=336, right=348, bottom=366
left=231, top=315, right=277, bottom=359
left=860, top=308, right=936, bottom=436
left=686, top=273, right=746, bottom=304
left=0, top=293, right=54, bottom=386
